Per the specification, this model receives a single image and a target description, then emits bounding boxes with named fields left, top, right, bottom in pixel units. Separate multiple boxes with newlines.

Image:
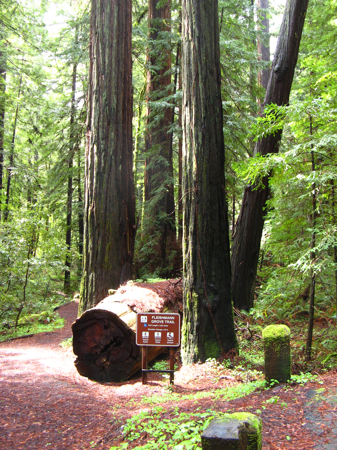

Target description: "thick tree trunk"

left=143, top=0, right=176, bottom=275
left=181, top=0, right=237, bottom=363
left=73, top=281, right=182, bottom=382
left=231, top=0, right=309, bottom=311
left=64, top=61, right=77, bottom=294
left=79, top=0, right=135, bottom=314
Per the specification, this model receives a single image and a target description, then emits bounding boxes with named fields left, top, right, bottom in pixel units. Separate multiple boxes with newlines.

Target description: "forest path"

left=0, top=301, right=337, bottom=449
left=0, top=302, right=161, bottom=450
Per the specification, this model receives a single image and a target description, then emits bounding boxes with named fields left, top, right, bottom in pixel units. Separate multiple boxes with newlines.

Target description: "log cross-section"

left=72, top=280, right=183, bottom=382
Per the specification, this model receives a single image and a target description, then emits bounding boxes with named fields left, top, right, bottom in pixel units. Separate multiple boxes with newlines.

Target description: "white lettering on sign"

left=152, top=315, right=175, bottom=320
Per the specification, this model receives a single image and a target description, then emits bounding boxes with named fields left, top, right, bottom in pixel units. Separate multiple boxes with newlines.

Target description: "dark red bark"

left=181, top=0, right=237, bottom=363
left=231, top=0, right=309, bottom=311
left=79, top=0, right=135, bottom=313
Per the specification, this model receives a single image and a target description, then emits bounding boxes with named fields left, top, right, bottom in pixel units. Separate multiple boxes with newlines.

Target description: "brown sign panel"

left=136, top=312, right=181, bottom=347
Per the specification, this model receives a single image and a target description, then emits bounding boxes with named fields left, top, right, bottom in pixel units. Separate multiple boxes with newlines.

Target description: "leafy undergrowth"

left=107, top=305, right=337, bottom=449
left=0, top=311, right=65, bottom=342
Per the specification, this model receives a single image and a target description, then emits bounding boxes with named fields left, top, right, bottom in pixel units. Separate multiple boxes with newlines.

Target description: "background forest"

left=1, top=0, right=337, bottom=364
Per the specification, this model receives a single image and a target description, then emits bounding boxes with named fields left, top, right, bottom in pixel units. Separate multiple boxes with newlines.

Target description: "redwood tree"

left=257, top=0, right=271, bottom=108
left=231, top=0, right=309, bottom=311
left=181, top=0, right=237, bottom=363
left=143, top=0, right=176, bottom=275
left=79, top=0, right=135, bottom=313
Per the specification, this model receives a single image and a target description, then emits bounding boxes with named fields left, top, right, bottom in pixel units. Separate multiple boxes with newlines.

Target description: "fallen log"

left=72, top=280, right=183, bottom=382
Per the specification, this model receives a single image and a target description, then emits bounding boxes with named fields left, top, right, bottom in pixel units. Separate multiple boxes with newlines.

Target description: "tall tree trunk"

left=257, top=0, right=270, bottom=109
left=181, top=0, right=237, bottom=363
left=231, top=0, right=309, bottom=311
left=79, top=0, right=135, bottom=314
left=331, top=179, right=337, bottom=303
left=144, top=0, right=175, bottom=275
left=64, top=61, right=77, bottom=294
left=306, top=115, right=316, bottom=361
left=0, top=49, right=6, bottom=222
left=78, top=146, right=84, bottom=259
left=4, top=76, right=22, bottom=222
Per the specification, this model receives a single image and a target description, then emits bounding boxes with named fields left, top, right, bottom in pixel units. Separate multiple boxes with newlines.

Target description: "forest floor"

left=1, top=301, right=337, bottom=450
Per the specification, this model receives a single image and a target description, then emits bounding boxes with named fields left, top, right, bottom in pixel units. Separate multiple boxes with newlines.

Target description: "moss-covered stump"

left=201, top=413, right=262, bottom=450
left=262, top=324, right=291, bottom=384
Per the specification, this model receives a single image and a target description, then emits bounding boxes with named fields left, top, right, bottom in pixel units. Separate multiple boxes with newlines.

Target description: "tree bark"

left=231, top=0, right=309, bottom=311
left=4, top=75, right=22, bottom=222
left=143, top=0, right=176, bottom=275
left=64, top=61, right=77, bottom=294
left=181, top=0, right=237, bottom=363
left=257, top=0, right=271, bottom=108
left=79, top=0, right=135, bottom=314
left=306, top=115, right=316, bottom=361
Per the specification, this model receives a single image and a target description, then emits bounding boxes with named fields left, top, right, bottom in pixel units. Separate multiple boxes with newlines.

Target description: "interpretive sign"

left=136, top=312, right=181, bottom=347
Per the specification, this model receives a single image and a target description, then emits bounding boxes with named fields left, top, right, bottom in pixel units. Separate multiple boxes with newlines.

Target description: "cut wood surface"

left=72, top=279, right=183, bottom=382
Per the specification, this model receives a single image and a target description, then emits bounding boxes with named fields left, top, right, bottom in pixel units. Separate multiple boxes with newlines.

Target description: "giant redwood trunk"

left=231, top=0, right=309, bottom=311
left=79, top=0, right=135, bottom=314
left=181, top=0, right=237, bottom=363
left=143, top=0, right=176, bottom=275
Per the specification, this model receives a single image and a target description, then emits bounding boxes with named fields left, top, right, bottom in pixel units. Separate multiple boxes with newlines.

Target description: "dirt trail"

left=1, top=302, right=337, bottom=449
left=0, top=302, right=164, bottom=450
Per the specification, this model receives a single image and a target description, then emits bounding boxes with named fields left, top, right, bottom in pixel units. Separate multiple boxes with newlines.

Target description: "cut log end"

left=72, top=280, right=183, bottom=382
left=72, top=309, right=140, bottom=382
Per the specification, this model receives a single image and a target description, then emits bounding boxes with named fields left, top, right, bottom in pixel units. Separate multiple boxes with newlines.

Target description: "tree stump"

left=201, top=413, right=262, bottom=450
left=263, top=324, right=291, bottom=384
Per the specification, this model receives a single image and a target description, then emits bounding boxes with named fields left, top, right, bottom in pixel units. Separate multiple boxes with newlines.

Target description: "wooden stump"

left=263, top=324, right=291, bottom=384
left=201, top=413, right=262, bottom=450
left=72, top=281, right=182, bottom=382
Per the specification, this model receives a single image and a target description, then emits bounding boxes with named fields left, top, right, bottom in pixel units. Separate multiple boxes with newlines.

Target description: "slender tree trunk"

left=178, top=93, right=183, bottom=244
left=306, top=115, right=316, bottom=361
left=79, top=0, right=135, bottom=313
left=231, top=0, right=309, bottom=311
left=331, top=179, right=337, bottom=303
left=257, top=0, right=271, bottom=108
left=0, top=49, right=6, bottom=221
left=64, top=61, right=77, bottom=294
left=144, top=0, right=175, bottom=275
left=181, top=0, right=237, bottom=363
left=78, top=146, right=84, bottom=259
left=4, top=76, right=22, bottom=222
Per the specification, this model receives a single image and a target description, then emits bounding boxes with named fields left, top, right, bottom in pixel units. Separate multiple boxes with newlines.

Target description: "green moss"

left=263, top=325, right=291, bottom=383
left=262, top=324, right=290, bottom=341
left=204, top=339, right=222, bottom=359
left=217, top=413, right=262, bottom=450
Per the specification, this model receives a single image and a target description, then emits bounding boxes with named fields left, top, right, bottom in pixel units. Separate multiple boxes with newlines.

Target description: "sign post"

left=136, top=312, right=181, bottom=385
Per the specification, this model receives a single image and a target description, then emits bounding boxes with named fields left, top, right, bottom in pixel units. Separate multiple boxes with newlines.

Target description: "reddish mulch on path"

left=1, top=301, right=336, bottom=449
